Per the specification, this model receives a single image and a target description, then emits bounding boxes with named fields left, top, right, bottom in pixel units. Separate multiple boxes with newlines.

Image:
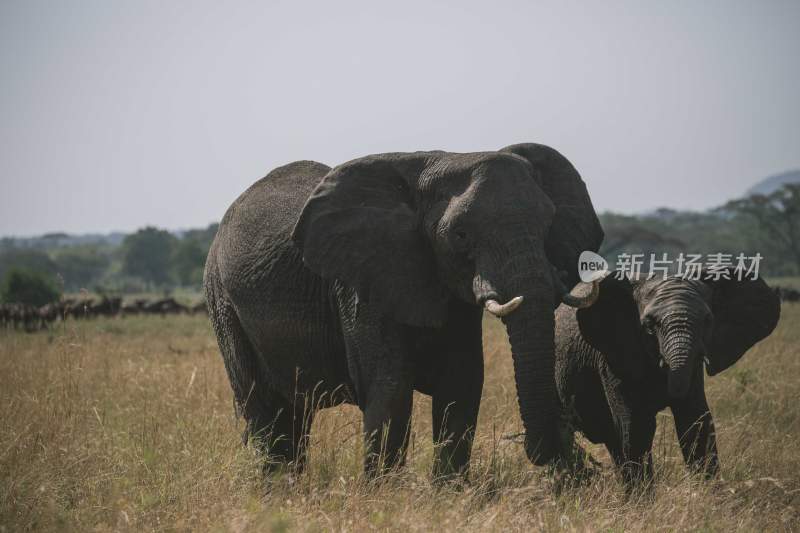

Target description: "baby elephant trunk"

left=661, top=315, right=702, bottom=399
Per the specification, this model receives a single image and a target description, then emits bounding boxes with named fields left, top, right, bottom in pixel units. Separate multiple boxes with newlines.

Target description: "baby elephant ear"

left=576, top=274, right=646, bottom=380
left=292, top=152, right=450, bottom=327
left=703, top=272, right=781, bottom=376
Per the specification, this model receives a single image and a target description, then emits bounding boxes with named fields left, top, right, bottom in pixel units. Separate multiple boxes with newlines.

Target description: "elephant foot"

left=554, top=405, right=602, bottom=485
left=549, top=447, right=603, bottom=494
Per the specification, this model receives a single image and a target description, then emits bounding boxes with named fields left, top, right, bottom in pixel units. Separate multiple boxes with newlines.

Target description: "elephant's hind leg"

left=252, top=388, right=315, bottom=473
left=207, top=297, right=312, bottom=472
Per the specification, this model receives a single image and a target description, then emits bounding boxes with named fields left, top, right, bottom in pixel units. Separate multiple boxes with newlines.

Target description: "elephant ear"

left=500, top=143, right=604, bottom=289
left=292, top=152, right=450, bottom=328
left=576, top=274, right=646, bottom=380
left=702, top=271, right=781, bottom=376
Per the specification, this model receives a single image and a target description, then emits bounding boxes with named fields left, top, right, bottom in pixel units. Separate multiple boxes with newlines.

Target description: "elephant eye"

left=641, top=316, right=656, bottom=335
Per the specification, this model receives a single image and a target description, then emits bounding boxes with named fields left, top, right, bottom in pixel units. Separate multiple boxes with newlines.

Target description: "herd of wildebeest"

left=0, top=296, right=207, bottom=331
left=0, top=286, right=798, bottom=333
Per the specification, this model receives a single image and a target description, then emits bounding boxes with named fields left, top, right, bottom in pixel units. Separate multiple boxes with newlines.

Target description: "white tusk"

left=561, top=279, right=601, bottom=309
left=485, top=296, right=524, bottom=317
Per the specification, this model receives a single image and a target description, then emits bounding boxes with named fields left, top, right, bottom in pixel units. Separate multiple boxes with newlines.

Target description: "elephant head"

left=576, top=271, right=780, bottom=398
left=292, top=144, right=603, bottom=464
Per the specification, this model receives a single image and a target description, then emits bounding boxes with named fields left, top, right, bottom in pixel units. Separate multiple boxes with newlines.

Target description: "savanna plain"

left=2, top=300, right=799, bottom=532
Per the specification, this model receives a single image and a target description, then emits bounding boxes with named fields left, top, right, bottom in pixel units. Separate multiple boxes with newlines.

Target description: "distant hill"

left=747, top=169, right=800, bottom=196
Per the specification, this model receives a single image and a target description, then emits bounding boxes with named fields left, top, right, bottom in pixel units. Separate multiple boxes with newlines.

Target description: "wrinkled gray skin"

left=204, top=144, right=603, bottom=477
left=554, top=272, right=780, bottom=486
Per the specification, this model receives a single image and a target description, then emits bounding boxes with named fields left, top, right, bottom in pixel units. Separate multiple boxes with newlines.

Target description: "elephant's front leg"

left=340, top=295, right=415, bottom=478
left=431, top=304, right=484, bottom=480
left=670, top=372, right=719, bottom=478
left=431, top=366, right=482, bottom=479
left=612, top=414, right=656, bottom=488
left=601, top=368, right=656, bottom=488
left=553, top=398, right=599, bottom=479
left=362, top=378, right=414, bottom=476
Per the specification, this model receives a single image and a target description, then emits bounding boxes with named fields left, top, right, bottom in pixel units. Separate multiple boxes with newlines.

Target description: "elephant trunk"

left=503, top=298, right=559, bottom=464
left=661, top=315, right=698, bottom=399
left=474, top=231, right=562, bottom=465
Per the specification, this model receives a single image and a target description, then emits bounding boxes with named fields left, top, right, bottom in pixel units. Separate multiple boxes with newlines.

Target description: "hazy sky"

left=1, top=0, right=799, bottom=236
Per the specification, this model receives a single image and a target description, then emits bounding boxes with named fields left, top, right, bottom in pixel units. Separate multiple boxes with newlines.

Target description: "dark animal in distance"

left=0, top=296, right=206, bottom=331
left=143, top=298, right=189, bottom=316
left=0, top=303, right=39, bottom=331
left=120, top=299, right=149, bottom=316
left=776, top=286, right=800, bottom=303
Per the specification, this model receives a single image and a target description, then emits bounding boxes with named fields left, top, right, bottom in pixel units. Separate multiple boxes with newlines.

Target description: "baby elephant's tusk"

left=561, top=279, right=601, bottom=309
left=485, top=296, right=524, bottom=317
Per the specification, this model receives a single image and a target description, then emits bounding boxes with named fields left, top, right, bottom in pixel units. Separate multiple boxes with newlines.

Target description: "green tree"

left=725, top=184, right=800, bottom=274
left=0, top=268, right=61, bottom=306
left=172, top=238, right=207, bottom=286
left=53, top=247, right=111, bottom=291
left=182, top=223, right=219, bottom=250
left=0, top=248, right=57, bottom=283
left=121, top=227, right=176, bottom=287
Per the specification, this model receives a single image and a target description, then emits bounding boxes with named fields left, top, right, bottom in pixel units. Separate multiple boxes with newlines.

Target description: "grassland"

left=1, top=305, right=799, bottom=532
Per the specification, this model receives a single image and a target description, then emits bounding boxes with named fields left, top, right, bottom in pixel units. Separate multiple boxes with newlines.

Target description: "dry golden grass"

left=1, top=306, right=799, bottom=532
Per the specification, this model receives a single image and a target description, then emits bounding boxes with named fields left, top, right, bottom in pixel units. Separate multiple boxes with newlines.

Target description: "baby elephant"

left=554, top=271, right=780, bottom=486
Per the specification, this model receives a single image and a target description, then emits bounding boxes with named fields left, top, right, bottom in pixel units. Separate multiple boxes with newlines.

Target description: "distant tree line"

left=0, top=223, right=218, bottom=301
left=598, top=183, right=800, bottom=277
left=1, top=183, right=799, bottom=306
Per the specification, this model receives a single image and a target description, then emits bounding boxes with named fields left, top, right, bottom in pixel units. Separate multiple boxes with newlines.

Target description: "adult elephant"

left=205, top=143, right=603, bottom=477
left=554, top=271, right=780, bottom=486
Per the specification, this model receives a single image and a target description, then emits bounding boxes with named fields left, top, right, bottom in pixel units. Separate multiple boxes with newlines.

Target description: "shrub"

left=0, top=268, right=61, bottom=306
